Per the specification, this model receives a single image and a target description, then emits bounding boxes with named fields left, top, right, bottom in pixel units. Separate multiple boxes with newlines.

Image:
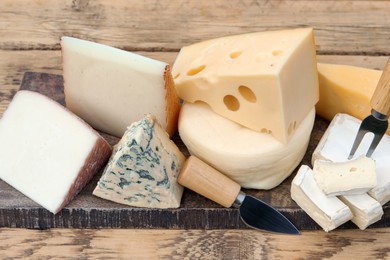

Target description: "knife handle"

left=178, top=155, right=241, bottom=208
left=370, top=58, right=390, bottom=116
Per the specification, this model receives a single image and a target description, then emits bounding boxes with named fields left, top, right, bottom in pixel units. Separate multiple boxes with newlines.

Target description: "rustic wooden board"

left=0, top=71, right=389, bottom=230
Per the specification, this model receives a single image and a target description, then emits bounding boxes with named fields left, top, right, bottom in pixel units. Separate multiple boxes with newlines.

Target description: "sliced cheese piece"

left=312, top=157, right=376, bottom=196
left=316, top=63, right=386, bottom=134
left=339, top=194, right=383, bottom=230
left=93, top=114, right=185, bottom=208
left=172, top=28, right=319, bottom=144
left=61, top=36, right=180, bottom=138
left=0, top=90, right=112, bottom=214
left=313, top=113, right=390, bottom=205
left=291, top=165, right=353, bottom=232
left=178, top=101, right=315, bottom=189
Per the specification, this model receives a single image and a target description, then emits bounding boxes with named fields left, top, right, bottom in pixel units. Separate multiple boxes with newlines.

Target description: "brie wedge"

left=291, top=165, right=353, bottom=232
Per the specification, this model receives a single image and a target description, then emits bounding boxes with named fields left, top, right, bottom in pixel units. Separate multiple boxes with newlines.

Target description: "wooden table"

left=1, top=0, right=390, bottom=258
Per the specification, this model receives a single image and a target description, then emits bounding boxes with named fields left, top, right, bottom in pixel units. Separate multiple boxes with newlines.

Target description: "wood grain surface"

left=2, top=0, right=390, bottom=258
left=1, top=228, right=390, bottom=259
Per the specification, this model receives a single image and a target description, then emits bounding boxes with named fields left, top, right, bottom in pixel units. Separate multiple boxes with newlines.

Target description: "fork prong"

left=348, top=129, right=368, bottom=160
left=366, top=133, right=385, bottom=157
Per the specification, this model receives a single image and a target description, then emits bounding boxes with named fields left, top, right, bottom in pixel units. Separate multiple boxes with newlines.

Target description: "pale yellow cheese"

left=173, top=28, right=319, bottom=144
left=61, top=37, right=180, bottom=138
left=312, top=156, right=377, bottom=196
left=179, top=101, right=315, bottom=190
left=316, top=63, right=384, bottom=129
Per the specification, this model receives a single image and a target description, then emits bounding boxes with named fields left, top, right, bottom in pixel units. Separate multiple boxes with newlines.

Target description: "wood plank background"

left=1, top=0, right=390, bottom=258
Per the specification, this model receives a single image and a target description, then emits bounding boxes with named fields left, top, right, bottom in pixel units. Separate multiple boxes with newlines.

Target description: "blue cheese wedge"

left=339, top=194, right=383, bottom=230
left=291, top=165, right=353, bottom=232
left=93, top=115, right=185, bottom=208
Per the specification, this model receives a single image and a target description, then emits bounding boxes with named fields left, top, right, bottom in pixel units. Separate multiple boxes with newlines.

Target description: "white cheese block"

left=173, top=28, right=319, bottom=143
left=291, top=165, right=353, bottom=232
left=313, top=113, right=390, bottom=205
left=312, top=157, right=376, bottom=196
left=339, top=194, right=383, bottom=230
left=178, top=101, right=315, bottom=189
left=93, top=114, right=185, bottom=208
left=0, top=90, right=112, bottom=214
left=61, top=36, right=180, bottom=138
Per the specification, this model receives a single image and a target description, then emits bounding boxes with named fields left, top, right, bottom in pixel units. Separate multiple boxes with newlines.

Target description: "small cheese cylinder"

left=179, top=101, right=315, bottom=189
left=312, top=113, right=390, bottom=205
left=312, top=157, right=377, bottom=196
left=61, top=36, right=180, bottom=138
left=291, top=165, right=353, bottom=232
left=173, top=28, right=319, bottom=143
left=0, top=91, right=112, bottom=214
left=93, top=115, right=185, bottom=208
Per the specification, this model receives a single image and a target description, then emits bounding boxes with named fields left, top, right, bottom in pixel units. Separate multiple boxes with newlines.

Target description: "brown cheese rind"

left=164, top=64, right=181, bottom=137
left=57, top=136, right=112, bottom=213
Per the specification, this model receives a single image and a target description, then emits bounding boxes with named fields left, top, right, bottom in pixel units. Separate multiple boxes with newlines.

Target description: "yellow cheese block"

left=172, top=28, right=319, bottom=144
left=316, top=63, right=383, bottom=128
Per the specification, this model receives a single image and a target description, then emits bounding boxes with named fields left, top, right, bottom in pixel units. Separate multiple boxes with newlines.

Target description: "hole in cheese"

left=288, top=121, right=297, bottom=136
left=194, top=100, right=212, bottom=109
left=260, top=128, right=272, bottom=134
left=272, top=50, right=282, bottom=56
left=230, top=51, right=242, bottom=59
left=349, top=167, right=358, bottom=172
left=223, top=95, right=240, bottom=111
left=238, top=85, right=256, bottom=103
left=187, top=65, right=206, bottom=76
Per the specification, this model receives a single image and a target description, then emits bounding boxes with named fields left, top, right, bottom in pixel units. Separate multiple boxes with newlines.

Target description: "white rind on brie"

left=339, top=194, right=383, bottom=230
left=313, top=113, right=390, bottom=205
left=291, top=165, right=353, bottom=232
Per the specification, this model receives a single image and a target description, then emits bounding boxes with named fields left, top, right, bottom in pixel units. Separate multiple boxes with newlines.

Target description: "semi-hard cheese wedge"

left=313, top=113, right=390, bottom=205
left=312, top=157, right=376, bottom=196
left=316, top=63, right=385, bottom=133
left=339, top=194, right=383, bottom=230
left=93, top=114, right=185, bottom=208
left=179, top=101, right=315, bottom=189
left=291, top=165, right=353, bottom=232
left=173, top=28, right=319, bottom=143
left=0, top=90, right=112, bottom=214
left=61, top=36, right=180, bottom=138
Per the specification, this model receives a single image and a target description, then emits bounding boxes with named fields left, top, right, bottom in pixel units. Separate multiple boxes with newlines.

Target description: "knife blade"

left=178, top=155, right=300, bottom=235
left=349, top=58, right=390, bottom=159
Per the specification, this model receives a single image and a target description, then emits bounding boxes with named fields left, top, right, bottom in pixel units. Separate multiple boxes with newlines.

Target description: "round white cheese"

left=178, top=102, right=315, bottom=189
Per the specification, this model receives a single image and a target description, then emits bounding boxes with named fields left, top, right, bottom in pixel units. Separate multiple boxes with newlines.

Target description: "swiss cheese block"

left=291, top=165, right=353, bottom=232
left=178, top=102, right=315, bottom=189
left=0, top=91, right=112, bottom=214
left=172, top=28, right=319, bottom=143
left=93, top=114, right=185, bottom=208
left=316, top=63, right=385, bottom=130
left=61, top=36, right=180, bottom=138
left=313, top=113, right=390, bottom=205
left=339, top=194, right=383, bottom=230
left=312, top=157, right=376, bottom=196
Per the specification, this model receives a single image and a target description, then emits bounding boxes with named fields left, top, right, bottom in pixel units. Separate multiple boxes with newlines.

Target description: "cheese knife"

left=349, top=58, right=390, bottom=159
left=178, top=156, right=300, bottom=235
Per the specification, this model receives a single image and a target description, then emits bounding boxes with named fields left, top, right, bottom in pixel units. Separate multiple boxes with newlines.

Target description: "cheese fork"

left=349, top=58, right=390, bottom=159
